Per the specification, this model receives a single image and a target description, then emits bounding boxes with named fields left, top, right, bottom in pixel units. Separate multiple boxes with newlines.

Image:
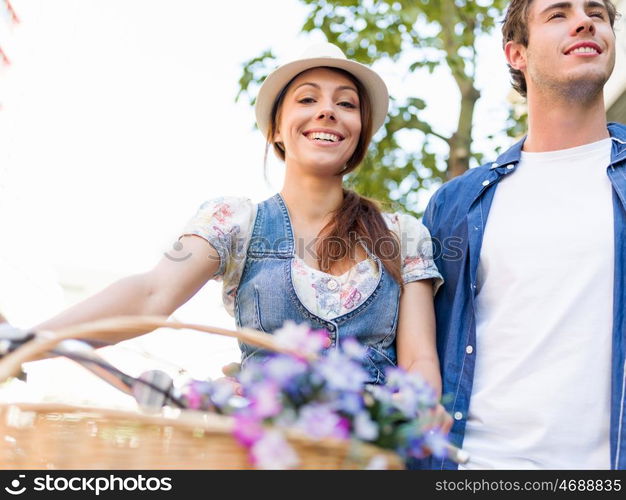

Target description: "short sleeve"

left=385, top=212, right=444, bottom=294
left=180, top=197, right=255, bottom=281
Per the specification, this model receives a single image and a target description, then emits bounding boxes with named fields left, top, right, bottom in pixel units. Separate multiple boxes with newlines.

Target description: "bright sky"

left=0, top=0, right=624, bottom=407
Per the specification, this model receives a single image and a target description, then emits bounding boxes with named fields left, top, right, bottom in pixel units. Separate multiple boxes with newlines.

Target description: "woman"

left=33, top=43, right=447, bottom=408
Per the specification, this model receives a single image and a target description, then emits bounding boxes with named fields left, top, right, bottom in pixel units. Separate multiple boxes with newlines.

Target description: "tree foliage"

left=237, top=0, right=511, bottom=215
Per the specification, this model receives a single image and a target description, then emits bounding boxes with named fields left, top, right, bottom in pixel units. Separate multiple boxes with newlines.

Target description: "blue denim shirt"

left=235, top=193, right=401, bottom=384
left=421, top=123, right=626, bottom=470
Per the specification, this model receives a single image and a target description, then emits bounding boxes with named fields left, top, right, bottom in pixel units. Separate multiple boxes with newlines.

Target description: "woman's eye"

left=338, top=101, right=357, bottom=109
left=590, top=11, right=605, bottom=19
left=548, top=12, right=565, bottom=20
left=298, top=97, right=315, bottom=104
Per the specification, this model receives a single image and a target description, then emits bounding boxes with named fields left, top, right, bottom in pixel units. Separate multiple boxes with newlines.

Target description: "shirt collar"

left=489, top=136, right=525, bottom=172
left=491, top=123, right=626, bottom=172
left=608, top=122, right=626, bottom=165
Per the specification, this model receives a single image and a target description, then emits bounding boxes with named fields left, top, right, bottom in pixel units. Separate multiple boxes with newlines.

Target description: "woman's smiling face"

left=273, top=67, right=362, bottom=175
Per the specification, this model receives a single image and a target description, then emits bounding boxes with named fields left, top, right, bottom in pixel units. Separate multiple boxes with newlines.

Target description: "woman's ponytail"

left=317, top=189, right=402, bottom=286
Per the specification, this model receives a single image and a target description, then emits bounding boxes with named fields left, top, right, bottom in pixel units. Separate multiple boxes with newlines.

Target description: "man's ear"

left=505, top=40, right=527, bottom=72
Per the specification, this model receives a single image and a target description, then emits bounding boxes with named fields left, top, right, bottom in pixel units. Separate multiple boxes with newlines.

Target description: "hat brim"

left=255, top=56, right=389, bottom=139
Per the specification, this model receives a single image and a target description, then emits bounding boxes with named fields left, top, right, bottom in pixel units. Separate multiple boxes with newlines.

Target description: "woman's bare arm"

left=396, top=279, right=452, bottom=433
left=396, top=279, right=441, bottom=396
left=32, top=235, right=220, bottom=343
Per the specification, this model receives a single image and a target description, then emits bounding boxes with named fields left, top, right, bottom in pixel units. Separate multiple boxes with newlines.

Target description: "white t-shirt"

left=460, top=138, right=614, bottom=469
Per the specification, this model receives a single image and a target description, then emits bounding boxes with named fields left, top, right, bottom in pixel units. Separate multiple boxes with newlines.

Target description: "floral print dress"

left=181, top=197, right=443, bottom=321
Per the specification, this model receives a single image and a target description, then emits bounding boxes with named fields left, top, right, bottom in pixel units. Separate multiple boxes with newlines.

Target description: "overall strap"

left=247, top=194, right=294, bottom=257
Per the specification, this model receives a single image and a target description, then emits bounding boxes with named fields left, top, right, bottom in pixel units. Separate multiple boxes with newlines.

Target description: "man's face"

left=507, top=0, right=616, bottom=100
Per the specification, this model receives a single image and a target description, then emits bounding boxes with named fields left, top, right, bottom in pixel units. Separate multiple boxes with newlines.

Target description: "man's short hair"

left=501, top=0, right=618, bottom=97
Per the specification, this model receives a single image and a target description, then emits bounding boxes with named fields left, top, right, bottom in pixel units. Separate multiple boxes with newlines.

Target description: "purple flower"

left=334, top=392, right=364, bottom=415
left=273, top=321, right=330, bottom=357
left=354, top=411, right=379, bottom=441
left=179, top=379, right=235, bottom=411
left=295, top=403, right=350, bottom=440
left=316, top=350, right=368, bottom=393
left=238, top=361, right=263, bottom=387
left=181, top=380, right=212, bottom=410
left=387, top=368, right=436, bottom=401
left=263, top=356, right=308, bottom=385
left=406, top=436, right=427, bottom=459
left=401, top=424, right=448, bottom=460
left=227, top=320, right=450, bottom=467
left=424, top=430, right=448, bottom=459
left=392, top=388, right=422, bottom=417
left=340, top=337, right=367, bottom=360
left=250, top=430, right=299, bottom=469
left=366, top=384, right=394, bottom=406
left=249, top=381, right=282, bottom=418
left=384, top=368, right=437, bottom=416
left=211, top=379, right=235, bottom=407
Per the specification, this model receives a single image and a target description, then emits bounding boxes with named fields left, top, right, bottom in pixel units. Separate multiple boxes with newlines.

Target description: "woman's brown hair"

left=266, top=66, right=403, bottom=286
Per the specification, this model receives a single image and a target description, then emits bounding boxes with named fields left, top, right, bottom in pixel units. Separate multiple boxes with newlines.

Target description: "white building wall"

left=605, top=0, right=626, bottom=108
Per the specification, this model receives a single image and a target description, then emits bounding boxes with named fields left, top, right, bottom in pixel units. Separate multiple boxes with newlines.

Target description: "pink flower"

left=233, top=414, right=264, bottom=447
left=185, top=385, right=202, bottom=410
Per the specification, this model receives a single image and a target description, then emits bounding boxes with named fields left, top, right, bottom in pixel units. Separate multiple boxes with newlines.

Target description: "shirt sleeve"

left=389, top=212, right=444, bottom=294
left=179, top=197, right=255, bottom=280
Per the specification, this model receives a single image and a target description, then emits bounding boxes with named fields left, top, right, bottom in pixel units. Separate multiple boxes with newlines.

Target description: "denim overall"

left=234, top=194, right=401, bottom=385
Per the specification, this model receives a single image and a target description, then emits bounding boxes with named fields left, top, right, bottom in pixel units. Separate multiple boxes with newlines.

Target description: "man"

left=423, top=0, right=625, bottom=469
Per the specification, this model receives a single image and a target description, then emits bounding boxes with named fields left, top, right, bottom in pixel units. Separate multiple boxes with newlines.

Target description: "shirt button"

left=466, top=345, right=474, bottom=354
left=454, top=411, right=464, bottom=421
left=491, top=162, right=498, bottom=169
left=482, top=180, right=490, bottom=186
left=507, top=164, right=514, bottom=170
left=327, top=279, right=338, bottom=291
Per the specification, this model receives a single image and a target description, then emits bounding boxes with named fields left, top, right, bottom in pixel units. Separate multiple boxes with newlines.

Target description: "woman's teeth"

left=307, top=132, right=341, bottom=142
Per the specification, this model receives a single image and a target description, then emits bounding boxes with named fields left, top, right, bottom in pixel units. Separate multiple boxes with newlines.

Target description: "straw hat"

left=255, top=43, right=389, bottom=138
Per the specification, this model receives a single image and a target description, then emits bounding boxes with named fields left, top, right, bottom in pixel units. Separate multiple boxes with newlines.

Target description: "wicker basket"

left=0, top=317, right=404, bottom=470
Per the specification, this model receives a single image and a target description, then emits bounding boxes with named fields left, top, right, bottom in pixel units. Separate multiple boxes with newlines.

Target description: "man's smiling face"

left=507, top=0, right=616, bottom=100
